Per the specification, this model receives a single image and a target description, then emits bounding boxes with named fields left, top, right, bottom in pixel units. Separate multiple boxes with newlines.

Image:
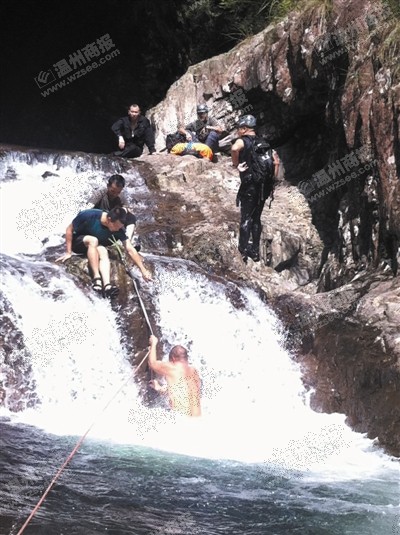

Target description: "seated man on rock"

left=56, top=206, right=152, bottom=298
left=178, top=104, right=223, bottom=157
left=111, top=103, right=156, bottom=158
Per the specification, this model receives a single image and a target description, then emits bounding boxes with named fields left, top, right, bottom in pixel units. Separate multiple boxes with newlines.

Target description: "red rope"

left=16, top=350, right=150, bottom=535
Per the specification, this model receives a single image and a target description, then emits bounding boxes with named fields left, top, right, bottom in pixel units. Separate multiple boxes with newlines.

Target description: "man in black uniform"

left=111, top=104, right=156, bottom=158
left=231, top=114, right=280, bottom=262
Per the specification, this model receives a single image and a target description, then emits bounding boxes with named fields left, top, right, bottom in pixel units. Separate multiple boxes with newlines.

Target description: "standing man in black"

left=231, top=115, right=280, bottom=263
left=111, top=104, right=156, bottom=158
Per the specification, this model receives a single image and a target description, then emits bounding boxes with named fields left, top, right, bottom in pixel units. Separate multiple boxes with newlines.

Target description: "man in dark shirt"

left=179, top=104, right=223, bottom=154
left=90, top=174, right=140, bottom=250
left=111, top=104, right=156, bottom=158
left=56, top=207, right=152, bottom=298
left=92, top=174, right=126, bottom=212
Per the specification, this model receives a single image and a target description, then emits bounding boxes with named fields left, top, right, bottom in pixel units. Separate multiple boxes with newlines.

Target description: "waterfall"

left=0, top=148, right=397, bottom=482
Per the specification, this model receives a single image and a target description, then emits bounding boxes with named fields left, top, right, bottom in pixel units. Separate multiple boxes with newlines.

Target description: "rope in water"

left=15, top=349, right=150, bottom=535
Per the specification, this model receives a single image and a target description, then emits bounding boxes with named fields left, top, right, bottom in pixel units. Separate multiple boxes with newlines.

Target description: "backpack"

left=165, top=131, right=186, bottom=152
left=245, top=135, right=276, bottom=203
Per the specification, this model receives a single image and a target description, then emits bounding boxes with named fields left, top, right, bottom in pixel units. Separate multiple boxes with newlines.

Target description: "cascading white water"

left=0, top=154, right=398, bottom=493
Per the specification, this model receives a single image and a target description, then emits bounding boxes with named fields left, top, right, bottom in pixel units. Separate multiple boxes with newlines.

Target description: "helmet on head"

left=237, top=114, right=257, bottom=128
left=197, top=104, right=209, bottom=114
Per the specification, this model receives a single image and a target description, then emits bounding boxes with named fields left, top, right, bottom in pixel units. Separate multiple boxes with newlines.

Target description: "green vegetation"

left=384, top=0, right=400, bottom=18
left=178, top=0, right=336, bottom=62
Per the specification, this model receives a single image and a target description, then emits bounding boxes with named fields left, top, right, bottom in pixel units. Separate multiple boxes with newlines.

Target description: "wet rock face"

left=0, top=293, right=39, bottom=412
left=272, top=273, right=400, bottom=456
left=137, top=152, right=323, bottom=293
left=1, top=142, right=399, bottom=455
left=142, top=0, right=400, bottom=454
left=61, top=254, right=159, bottom=405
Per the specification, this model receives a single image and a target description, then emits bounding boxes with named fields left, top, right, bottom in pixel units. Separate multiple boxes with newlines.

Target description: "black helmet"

left=197, top=104, right=209, bottom=114
left=237, top=114, right=257, bottom=128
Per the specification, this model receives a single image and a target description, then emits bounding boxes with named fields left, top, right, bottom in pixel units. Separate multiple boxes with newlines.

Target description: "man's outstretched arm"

left=56, top=223, right=74, bottom=263
left=148, top=335, right=172, bottom=375
left=124, top=239, right=152, bottom=281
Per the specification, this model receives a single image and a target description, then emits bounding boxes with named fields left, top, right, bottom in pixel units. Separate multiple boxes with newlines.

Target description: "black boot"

left=246, top=247, right=260, bottom=262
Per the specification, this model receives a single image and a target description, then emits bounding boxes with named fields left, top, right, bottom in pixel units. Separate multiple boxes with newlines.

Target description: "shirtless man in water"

left=148, top=335, right=201, bottom=417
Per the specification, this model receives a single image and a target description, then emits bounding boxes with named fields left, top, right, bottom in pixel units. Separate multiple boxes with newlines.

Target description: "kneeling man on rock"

left=57, top=206, right=152, bottom=298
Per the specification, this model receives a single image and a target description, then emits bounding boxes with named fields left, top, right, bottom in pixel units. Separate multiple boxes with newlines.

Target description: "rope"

left=109, top=237, right=154, bottom=334
left=130, top=273, right=153, bottom=335
left=108, top=237, right=155, bottom=384
left=15, top=350, right=150, bottom=535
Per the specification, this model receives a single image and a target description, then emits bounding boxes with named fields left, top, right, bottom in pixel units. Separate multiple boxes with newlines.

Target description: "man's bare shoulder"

left=231, top=138, right=244, bottom=150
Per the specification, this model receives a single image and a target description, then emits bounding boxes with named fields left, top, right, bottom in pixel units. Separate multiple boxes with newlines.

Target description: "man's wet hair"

left=128, top=103, right=141, bottom=112
left=108, top=174, right=125, bottom=188
left=169, top=345, right=188, bottom=362
left=108, top=206, right=127, bottom=224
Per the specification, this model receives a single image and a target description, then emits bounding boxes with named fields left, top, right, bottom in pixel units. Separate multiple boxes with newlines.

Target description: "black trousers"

left=114, top=143, right=143, bottom=158
left=237, top=183, right=266, bottom=254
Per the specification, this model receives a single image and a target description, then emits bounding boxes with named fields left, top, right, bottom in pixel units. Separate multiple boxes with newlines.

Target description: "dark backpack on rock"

left=245, top=135, right=276, bottom=203
left=165, top=131, right=186, bottom=152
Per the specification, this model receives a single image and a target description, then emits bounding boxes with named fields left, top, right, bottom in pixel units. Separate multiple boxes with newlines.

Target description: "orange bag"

left=170, top=142, right=213, bottom=161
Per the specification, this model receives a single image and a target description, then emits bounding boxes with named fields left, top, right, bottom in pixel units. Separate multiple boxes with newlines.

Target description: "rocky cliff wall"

left=148, top=0, right=400, bottom=286
left=136, top=150, right=400, bottom=457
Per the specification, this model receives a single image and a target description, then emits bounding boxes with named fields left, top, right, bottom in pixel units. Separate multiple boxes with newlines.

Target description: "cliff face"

left=149, top=0, right=400, bottom=286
